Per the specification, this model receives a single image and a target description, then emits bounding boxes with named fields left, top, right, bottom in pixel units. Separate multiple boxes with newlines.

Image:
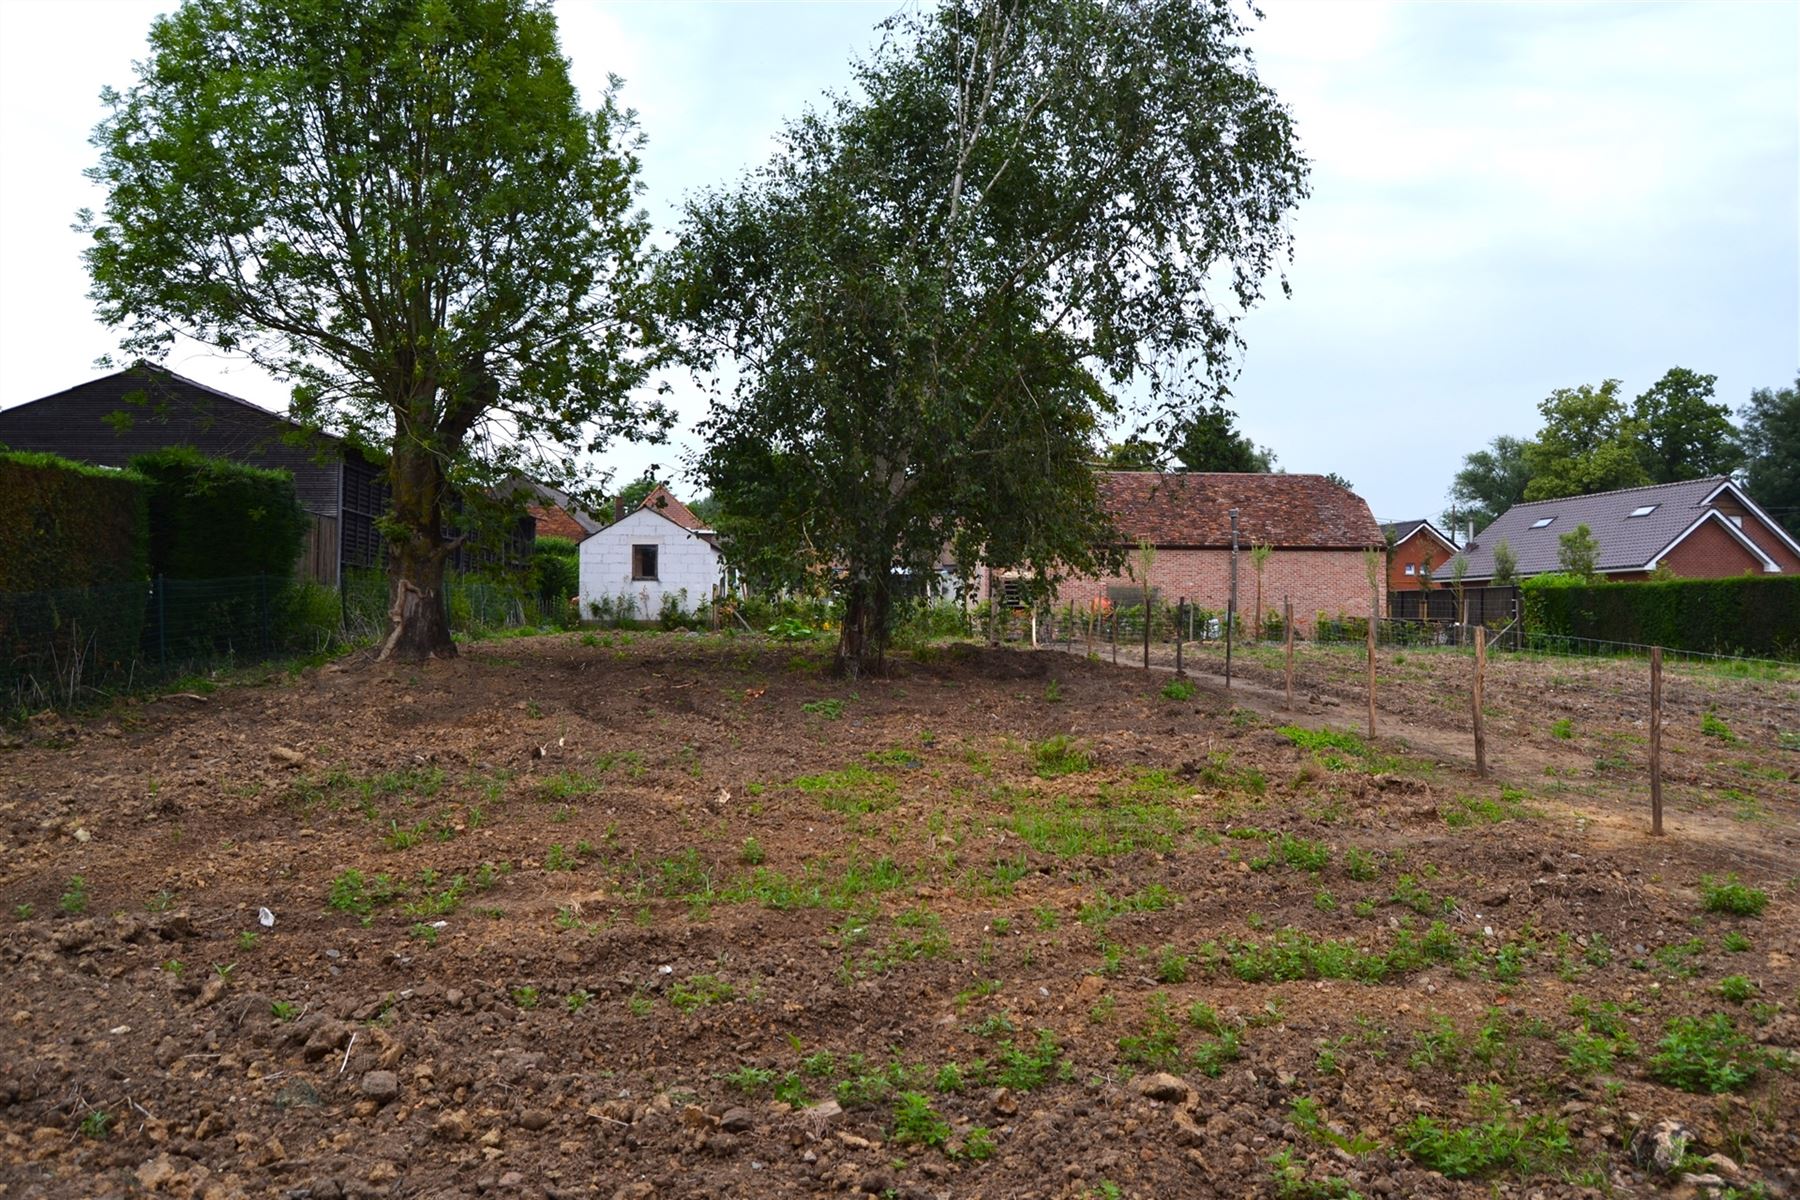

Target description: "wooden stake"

left=1111, top=612, right=1118, bottom=666
left=1473, top=624, right=1487, bottom=778
left=1142, top=595, right=1151, bottom=670
left=1650, top=646, right=1663, bottom=836
left=1366, top=598, right=1377, bottom=739
left=1175, top=597, right=1185, bottom=676
left=1284, top=596, right=1294, bottom=711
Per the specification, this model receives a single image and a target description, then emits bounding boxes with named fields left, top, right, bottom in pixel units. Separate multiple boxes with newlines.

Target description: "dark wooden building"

left=0, top=363, right=386, bottom=585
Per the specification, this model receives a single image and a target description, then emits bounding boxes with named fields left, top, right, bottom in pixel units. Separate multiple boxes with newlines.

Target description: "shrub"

left=1647, top=1013, right=1763, bottom=1093
left=1520, top=573, right=1800, bottom=660
left=130, top=446, right=308, bottom=579
left=1700, top=874, right=1768, bottom=917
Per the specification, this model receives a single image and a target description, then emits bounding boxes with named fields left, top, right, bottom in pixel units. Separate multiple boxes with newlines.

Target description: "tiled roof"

left=1097, top=472, right=1383, bottom=549
left=1457, top=476, right=1749, bottom=579
left=638, top=484, right=708, bottom=532
left=1383, top=519, right=1458, bottom=551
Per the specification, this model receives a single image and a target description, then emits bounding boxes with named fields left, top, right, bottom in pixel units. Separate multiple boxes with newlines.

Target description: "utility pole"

left=1226, top=508, right=1239, bottom=688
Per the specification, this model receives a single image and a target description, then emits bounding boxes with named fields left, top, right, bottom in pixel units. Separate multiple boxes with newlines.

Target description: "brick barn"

left=1455, top=477, right=1800, bottom=583
left=984, top=472, right=1386, bottom=635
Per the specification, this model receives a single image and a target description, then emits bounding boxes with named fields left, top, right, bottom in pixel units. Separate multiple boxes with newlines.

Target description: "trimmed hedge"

left=0, top=451, right=151, bottom=690
left=130, top=446, right=310, bottom=579
left=0, top=450, right=148, bottom=592
left=1521, top=573, right=1800, bottom=660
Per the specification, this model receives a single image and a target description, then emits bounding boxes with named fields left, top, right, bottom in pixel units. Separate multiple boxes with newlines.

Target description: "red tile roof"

left=638, top=484, right=708, bottom=532
left=1097, top=472, right=1383, bottom=549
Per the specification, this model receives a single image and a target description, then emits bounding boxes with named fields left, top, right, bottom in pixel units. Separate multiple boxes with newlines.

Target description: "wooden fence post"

left=1111, top=612, right=1118, bottom=666
left=1175, top=597, right=1185, bottom=676
left=1366, top=598, right=1377, bottom=739
left=1473, top=625, right=1487, bottom=778
left=1650, top=646, right=1663, bottom=836
left=1284, top=596, right=1294, bottom=711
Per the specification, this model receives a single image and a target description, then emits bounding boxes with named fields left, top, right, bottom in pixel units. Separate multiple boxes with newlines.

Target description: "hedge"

left=0, top=450, right=147, bottom=592
left=1521, top=573, right=1800, bottom=660
left=130, top=446, right=310, bottom=580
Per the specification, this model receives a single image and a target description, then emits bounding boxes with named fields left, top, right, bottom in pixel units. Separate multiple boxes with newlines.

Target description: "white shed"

left=577, top=486, right=724, bottom=619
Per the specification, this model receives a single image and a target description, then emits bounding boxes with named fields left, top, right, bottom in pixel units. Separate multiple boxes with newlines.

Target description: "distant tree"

left=1632, top=367, right=1743, bottom=483
left=1556, top=523, right=1601, bottom=580
left=1447, top=554, right=1469, bottom=626
left=1168, top=403, right=1276, bottom=473
left=1522, top=381, right=1649, bottom=501
left=1741, top=373, right=1800, bottom=538
left=1450, top=435, right=1535, bottom=531
left=611, top=473, right=668, bottom=519
left=1322, top=471, right=1354, bottom=491
left=1100, top=436, right=1169, bottom=472
left=668, top=0, right=1309, bottom=675
left=82, top=0, right=667, bottom=661
left=1491, top=539, right=1517, bottom=586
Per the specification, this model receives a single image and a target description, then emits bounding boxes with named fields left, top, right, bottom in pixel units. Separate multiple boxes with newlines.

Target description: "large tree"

left=1632, top=367, right=1743, bottom=483
left=1447, top=434, right=1534, bottom=532
left=1522, top=380, right=1649, bottom=501
left=1169, top=402, right=1277, bottom=473
left=1742, top=373, right=1800, bottom=537
left=668, top=0, right=1307, bottom=674
left=83, top=0, right=666, bottom=660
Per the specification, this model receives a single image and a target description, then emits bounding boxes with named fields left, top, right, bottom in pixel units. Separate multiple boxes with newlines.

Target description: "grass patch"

left=793, top=766, right=898, bottom=815
left=1160, top=678, right=1197, bottom=702
left=1397, top=1084, right=1571, bottom=1179
left=1442, top=786, right=1534, bottom=828
left=1700, top=873, right=1768, bottom=917
left=1032, top=735, right=1093, bottom=778
left=1647, top=1013, right=1764, bottom=1093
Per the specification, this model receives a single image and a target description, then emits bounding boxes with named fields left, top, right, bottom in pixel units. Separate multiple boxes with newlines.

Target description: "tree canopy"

left=1168, top=403, right=1277, bottom=473
left=1631, top=367, right=1742, bottom=484
left=1521, top=381, right=1648, bottom=501
left=667, top=0, right=1308, bottom=674
left=83, top=0, right=667, bottom=659
left=1741, top=374, right=1800, bottom=538
left=1448, top=434, right=1534, bottom=533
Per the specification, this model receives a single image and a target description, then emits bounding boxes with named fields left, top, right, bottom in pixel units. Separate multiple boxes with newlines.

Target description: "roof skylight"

left=1529, top=516, right=1554, bottom=529
left=1628, top=504, right=1658, bottom=518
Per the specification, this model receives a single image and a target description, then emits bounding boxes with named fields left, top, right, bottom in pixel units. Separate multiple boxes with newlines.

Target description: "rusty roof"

left=638, top=484, right=708, bottom=532
left=1096, top=472, right=1384, bottom=549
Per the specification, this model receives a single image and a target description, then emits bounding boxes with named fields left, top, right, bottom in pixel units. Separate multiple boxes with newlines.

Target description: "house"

left=577, top=485, right=724, bottom=618
left=985, top=472, right=1386, bottom=634
left=1455, top=477, right=1800, bottom=583
left=0, top=363, right=385, bottom=585
left=499, top=477, right=606, bottom=543
left=1383, top=519, right=1461, bottom=591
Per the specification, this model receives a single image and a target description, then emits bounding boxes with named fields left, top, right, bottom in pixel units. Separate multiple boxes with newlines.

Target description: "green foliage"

left=1741, top=373, right=1799, bottom=539
left=84, top=0, right=666, bottom=659
left=1634, top=367, right=1743, bottom=483
left=1700, top=874, right=1768, bottom=916
left=1700, top=711, right=1736, bottom=741
left=530, top=536, right=579, bottom=618
left=668, top=973, right=736, bottom=1013
left=1160, top=677, right=1197, bottom=702
left=1031, top=735, right=1092, bottom=778
left=1397, top=1085, right=1571, bottom=1178
left=1169, top=403, right=1277, bottom=473
left=130, top=446, right=309, bottom=579
left=1490, top=538, right=1518, bottom=586
left=1450, top=435, right=1534, bottom=533
left=1520, top=573, right=1800, bottom=660
left=1717, top=975, right=1755, bottom=1004
left=59, top=876, right=90, bottom=916
left=1555, top=523, right=1600, bottom=581
left=891, top=1091, right=952, bottom=1149
left=667, top=0, right=1307, bottom=672
left=1522, top=379, right=1649, bottom=501
left=1647, top=1013, right=1763, bottom=1093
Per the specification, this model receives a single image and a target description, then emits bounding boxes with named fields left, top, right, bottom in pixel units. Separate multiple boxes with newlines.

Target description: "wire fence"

left=2, top=570, right=567, bottom=713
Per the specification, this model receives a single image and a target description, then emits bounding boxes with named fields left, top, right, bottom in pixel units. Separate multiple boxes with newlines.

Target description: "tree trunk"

left=836, top=568, right=892, bottom=679
left=378, top=439, right=457, bottom=662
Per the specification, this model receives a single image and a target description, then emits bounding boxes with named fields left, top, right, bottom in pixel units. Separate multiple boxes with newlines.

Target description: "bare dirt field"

left=1, top=631, right=1795, bottom=1200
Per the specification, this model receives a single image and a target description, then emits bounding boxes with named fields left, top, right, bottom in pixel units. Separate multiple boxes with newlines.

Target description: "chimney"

left=612, top=497, right=624, bottom=525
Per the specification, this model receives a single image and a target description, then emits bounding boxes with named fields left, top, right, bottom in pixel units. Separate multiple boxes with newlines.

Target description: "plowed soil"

left=1, top=631, right=1795, bottom=1200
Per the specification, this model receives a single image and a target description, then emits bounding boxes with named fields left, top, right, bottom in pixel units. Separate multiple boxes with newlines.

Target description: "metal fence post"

left=156, top=575, right=167, bottom=666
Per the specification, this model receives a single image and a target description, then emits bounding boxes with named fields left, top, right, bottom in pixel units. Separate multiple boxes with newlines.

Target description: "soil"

left=1, top=631, right=1795, bottom=1200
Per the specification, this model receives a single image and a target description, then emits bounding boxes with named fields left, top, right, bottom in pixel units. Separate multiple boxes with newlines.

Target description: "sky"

left=1, top=0, right=1795, bottom=527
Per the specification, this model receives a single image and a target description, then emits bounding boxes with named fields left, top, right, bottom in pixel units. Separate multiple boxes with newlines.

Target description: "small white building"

left=578, top=486, right=724, bottom=619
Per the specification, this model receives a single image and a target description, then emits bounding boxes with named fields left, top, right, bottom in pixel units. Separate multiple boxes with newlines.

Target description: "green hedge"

left=1521, top=573, right=1800, bottom=659
left=130, top=446, right=310, bottom=580
left=0, top=450, right=148, bottom=591
left=0, top=452, right=150, bottom=688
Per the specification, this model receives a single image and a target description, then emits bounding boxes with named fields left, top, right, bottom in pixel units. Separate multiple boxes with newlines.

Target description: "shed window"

left=1628, top=505, right=1658, bottom=518
left=631, top=544, right=658, bottom=580
left=1529, top=516, right=1555, bottom=529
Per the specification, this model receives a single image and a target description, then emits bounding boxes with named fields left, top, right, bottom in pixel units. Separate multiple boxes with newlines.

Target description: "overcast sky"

left=1, top=0, right=1795, bottom=526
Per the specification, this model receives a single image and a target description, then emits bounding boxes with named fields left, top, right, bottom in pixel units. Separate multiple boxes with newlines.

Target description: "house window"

left=631, top=544, right=658, bottom=580
left=1729, top=515, right=1743, bottom=528
left=1628, top=505, right=1658, bottom=518
left=1529, top=516, right=1555, bottom=529
left=1404, top=563, right=1416, bottom=575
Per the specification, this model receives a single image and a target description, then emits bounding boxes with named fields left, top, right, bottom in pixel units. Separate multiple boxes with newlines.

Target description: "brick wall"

left=577, top=509, right=720, bottom=616
left=528, top=504, right=589, bottom=543
left=1387, top=529, right=1452, bottom=593
left=988, top=547, right=1384, bottom=635
left=1705, top=497, right=1800, bottom=571
left=1656, top=518, right=1770, bottom=578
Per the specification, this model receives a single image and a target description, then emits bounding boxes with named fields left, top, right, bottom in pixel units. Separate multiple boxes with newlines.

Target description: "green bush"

left=129, top=446, right=309, bottom=580
left=530, top=536, right=580, bottom=623
left=1521, top=573, right=1800, bottom=660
